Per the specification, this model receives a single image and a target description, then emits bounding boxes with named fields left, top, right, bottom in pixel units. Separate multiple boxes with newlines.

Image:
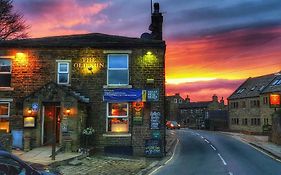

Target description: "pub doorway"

left=41, top=102, right=61, bottom=145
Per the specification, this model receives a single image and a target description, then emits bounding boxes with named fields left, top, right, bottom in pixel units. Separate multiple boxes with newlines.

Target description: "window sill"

left=0, top=87, right=14, bottom=91
left=103, top=133, right=131, bottom=137
left=103, top=85, right=132, bottom=89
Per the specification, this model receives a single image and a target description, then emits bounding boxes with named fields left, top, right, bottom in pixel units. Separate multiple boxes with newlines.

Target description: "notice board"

left=145, top=139, right=162, bottom=157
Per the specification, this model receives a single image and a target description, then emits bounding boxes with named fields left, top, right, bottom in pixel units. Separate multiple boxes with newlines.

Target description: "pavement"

left=222, top=132, right=281, bottom=161
left=12, top=146, right=83, bottom=166
left=10, top=131, right=178, bottom=175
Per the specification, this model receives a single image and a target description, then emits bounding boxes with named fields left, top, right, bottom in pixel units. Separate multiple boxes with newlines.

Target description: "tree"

left=0, top=0, right=28, bottom=40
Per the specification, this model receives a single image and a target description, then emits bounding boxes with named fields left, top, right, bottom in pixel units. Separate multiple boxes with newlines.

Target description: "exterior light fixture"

left=15, top=52, right=28, bottom=65
left=146, top=51, right=152, bottom=55
left=27, top=108, right=32, bottom=115
left=66, top=108, right=71, bottom=116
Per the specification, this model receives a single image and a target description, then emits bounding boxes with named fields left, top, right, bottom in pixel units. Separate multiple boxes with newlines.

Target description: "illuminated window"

left=107, top=54, right=129, bottom=85
left=0, top=58, right=11, bottom=87
left=0, top=119, right=9, bottom=133
left=107, top=103, right=129, bottom=133
left=57, top=62, right=70, bottom=84
left=0, top=102, right=9, bottom=118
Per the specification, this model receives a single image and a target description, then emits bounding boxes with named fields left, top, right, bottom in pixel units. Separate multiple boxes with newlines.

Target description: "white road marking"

left=218, top=153, right=227, bottom=165
left=201, top=136, right=204, bottom=139
left=148, top=138, right=180, bottom=175
left=195, top=133, right=200, bottom=136
left=238, top=138, right=281, bottom=163
left=228, top=172, right=233, bottom=175
left=204, top=139, right=210, bottom=143
left=210, top=145, right=216, bottom=151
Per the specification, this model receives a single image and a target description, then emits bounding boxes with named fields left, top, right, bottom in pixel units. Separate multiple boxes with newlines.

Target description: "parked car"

left=0, top=149, right=56, bottom=175
left=166, top=121, right=181, bottom=129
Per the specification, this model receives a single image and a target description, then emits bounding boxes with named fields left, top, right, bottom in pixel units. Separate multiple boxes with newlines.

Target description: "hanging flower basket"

left=82, top=127, right=95, bottom=136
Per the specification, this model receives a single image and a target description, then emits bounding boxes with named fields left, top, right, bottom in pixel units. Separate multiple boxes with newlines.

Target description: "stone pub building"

left=0, top=3, right=166, bottom=156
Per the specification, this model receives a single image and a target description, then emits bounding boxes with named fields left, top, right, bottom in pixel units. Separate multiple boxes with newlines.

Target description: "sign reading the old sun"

left=270, top=94, right=281, bottom=108
left=73, top=57, right=105, bottom=74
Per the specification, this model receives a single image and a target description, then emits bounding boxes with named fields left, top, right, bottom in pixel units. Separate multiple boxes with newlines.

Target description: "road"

left=151, top=128, right=281, bottom=175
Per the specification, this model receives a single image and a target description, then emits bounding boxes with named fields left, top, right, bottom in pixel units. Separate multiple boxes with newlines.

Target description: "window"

left=0, top=58, right=12, bottom=87
left=174, top=99, right=177, bottom=103
left=264, top=118, right=269, bottom=125
left=179, top=99, right=182, bottom=104
left=259, top=86, right=265, bottom=91
left=107, top=54, right=129, bottom=85
left=57, top=62, right=70, bottom=84
left=263, top=97, right=267, bottom=104
left=241, top=101, right=246, bottom=108
left=272, top=79, right=280, bottom=86
left=0, top=102, right=9, bottom=118
left=107, top=103, right=129, bottom=133
left=237, top=88, right=245, bottom=94
left=242, top=118, right=248, bottom=125
left=250, top=100, right=260, bottom=108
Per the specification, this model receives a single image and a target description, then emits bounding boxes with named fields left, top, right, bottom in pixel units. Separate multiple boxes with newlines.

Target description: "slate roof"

left=24, top=82, right=90, bottom=103
left=228, top=72, right=281, bottom=100
left=0, top=33, right=165, bottom=49
left=179, top=101, right=212, bottom=109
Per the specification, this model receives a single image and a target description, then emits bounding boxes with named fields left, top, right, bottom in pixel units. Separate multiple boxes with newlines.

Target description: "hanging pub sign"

left=145, top=139, right=162, bottom=157
left=132, top=102, right=144, bottom=125
left=270, top=94, right=281, bottom=108
left=150, top=111, right=161, bottom=130
left=103, top=89, right=142, bottom=102
left=146, top=89, right=159, bottom=102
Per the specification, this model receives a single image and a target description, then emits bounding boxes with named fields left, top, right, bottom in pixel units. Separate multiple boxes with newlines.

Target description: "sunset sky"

left=13, top=0, right=281, bottom=102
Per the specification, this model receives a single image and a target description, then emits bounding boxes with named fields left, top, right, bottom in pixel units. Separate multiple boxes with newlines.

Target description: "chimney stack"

left=149, top=3, right=163, bottom=40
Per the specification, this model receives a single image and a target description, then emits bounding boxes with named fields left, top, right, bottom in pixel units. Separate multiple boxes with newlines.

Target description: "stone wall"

left=0, top=133, right=12, bottom=152
left=271, top=110, right=281, bottom=145
left=0, top=46, right=165, bottom=156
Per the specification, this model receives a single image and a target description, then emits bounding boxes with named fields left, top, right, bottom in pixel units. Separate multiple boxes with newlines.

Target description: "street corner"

left=54, top=155, right=155, bottom=175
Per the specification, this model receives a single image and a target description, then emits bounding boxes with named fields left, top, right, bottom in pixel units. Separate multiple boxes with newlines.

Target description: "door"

left=42, top=103, right=61, bottom=145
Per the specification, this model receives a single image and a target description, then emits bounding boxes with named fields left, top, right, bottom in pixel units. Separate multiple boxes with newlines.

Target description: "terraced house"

left=0, top=3, right=166, bottom=156
left=228, top=72, right=281, bottom=133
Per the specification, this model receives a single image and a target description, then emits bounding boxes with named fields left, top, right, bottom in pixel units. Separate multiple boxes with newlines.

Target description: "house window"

left=57, top=62, right=70, bottom=84
left=0, top=58, right=12, bottom=87
left=107, top=54, right=129, bottom=85
left=107, top=103, right=129, bottom=133
left=263, top=97, right=268, bottom=105
left=0, top=102, right=9, bottom=118
left=241, top=101, right=246, bottom=108
left=174, top=99, right=177, bottom=103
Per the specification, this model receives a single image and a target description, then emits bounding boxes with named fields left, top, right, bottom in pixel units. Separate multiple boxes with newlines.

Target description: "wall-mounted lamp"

left=15, top=52, right=28, bottom=65
left=27, top=108, right=32, bottom=115
left=65, top=108, right=71, bottom=116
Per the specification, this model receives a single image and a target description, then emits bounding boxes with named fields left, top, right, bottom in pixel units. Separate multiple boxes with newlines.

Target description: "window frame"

left=106, top=102, right=129, bottom=133
left=0, top=57, right=12, bottom=88
left=0, top=102, right=10, bottom=118
left=107, top=54, right=129, bottom=86
left=56, top=61, right=71, bottom=85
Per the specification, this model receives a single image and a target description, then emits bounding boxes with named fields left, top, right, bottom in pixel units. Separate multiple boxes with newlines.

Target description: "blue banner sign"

left=103, top=89, right=142, bottom=102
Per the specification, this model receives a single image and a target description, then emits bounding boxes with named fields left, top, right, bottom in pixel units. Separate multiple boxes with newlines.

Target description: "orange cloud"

left=166, top=27, right=281, bottom=82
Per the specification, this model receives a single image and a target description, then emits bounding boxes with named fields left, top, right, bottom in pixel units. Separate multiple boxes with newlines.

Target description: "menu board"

left=147, top=89, right=159, bottom=102
left=150, top=111, right=161, bottom=130
left=145, top=139, right=162, bottom=157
